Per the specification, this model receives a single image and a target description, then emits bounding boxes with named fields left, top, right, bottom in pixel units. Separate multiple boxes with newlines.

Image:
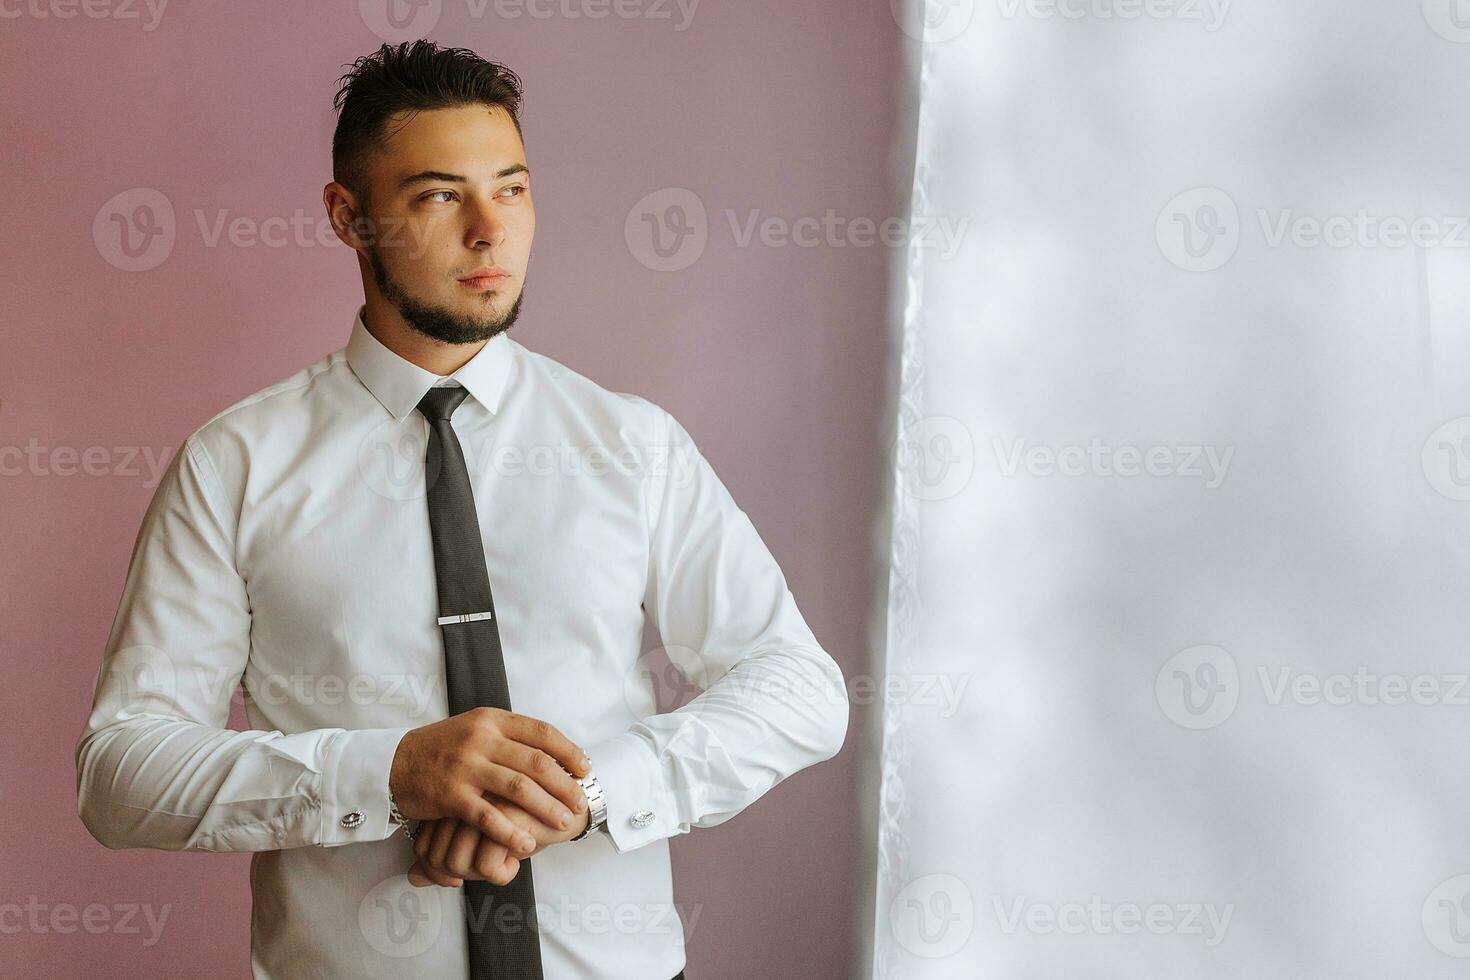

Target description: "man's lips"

left=458, top=269, right=511, bottom=289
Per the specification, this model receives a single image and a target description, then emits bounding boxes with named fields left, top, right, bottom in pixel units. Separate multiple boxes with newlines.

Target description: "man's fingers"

left=444, top=821, right=484, bottom=879
left=458, top=794, right=537, bottom=855
left=408, top=857, right=463, bottom=889
left=425, top=818, right=460, bottom=873
left=475, top=843, right=520, bottom=885
left=493, top=711, right=590, bottom=779
left=471, top=759, right=584, bottom=832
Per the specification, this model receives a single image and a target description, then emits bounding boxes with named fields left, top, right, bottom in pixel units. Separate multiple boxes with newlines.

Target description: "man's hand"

left=407, top=795, right=591, bottom=888
left=388, top=707, right=591, bottom=860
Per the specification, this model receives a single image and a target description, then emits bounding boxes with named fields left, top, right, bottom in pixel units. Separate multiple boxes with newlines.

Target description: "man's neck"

left=361, top=299, right=487, bottom=377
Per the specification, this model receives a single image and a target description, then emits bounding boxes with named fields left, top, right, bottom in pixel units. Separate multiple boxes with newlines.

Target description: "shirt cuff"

left=585, top=729, right=686, bottom=853
left=319, top=726, right=416, bottom=847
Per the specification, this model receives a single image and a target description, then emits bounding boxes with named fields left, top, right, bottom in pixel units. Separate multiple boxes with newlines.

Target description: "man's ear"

left=324, top=181, right=371, bottom=251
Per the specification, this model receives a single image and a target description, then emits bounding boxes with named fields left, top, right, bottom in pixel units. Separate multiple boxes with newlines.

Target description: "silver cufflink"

left=340, top=810, right=365, bottom=829
left=631, top=810, right=654, bottom=829
left=436, top=611, right=494, bottom=626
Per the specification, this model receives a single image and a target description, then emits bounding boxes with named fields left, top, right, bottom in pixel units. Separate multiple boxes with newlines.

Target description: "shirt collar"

left=345, top=305, right=514, bottom=421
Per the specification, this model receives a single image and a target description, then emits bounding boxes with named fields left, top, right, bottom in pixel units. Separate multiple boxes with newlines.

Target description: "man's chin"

left=398, top=296, right=520, bottom=346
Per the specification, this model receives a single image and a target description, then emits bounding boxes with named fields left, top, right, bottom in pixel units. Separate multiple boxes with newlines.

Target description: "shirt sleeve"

left=74, top=435, right=414, bottom=852
left=585, top=407, right=850, bottom=854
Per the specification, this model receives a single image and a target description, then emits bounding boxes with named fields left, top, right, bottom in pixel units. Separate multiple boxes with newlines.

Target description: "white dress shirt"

left=75, top=306, right=850, bottom=979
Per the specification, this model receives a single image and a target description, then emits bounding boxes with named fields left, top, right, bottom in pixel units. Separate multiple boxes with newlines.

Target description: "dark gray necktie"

left=416, top=383, right=544, bottom=980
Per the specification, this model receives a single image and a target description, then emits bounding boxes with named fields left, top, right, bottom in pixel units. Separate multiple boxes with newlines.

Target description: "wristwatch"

left=569, top=764, right=607, bottom=842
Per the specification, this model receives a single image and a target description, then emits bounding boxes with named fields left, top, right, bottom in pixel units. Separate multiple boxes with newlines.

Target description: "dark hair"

left=331, top=40, right=524, bottom=207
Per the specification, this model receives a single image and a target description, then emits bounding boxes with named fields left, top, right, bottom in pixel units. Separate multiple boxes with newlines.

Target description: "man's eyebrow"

left=398, top=165, right=530, bottom=189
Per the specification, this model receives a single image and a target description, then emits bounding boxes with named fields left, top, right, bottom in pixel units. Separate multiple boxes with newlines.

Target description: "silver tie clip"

left=436, top=611, right=494, bottom=626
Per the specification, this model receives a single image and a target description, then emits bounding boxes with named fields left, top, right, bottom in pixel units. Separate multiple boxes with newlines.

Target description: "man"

left=75, top=39, right=849, bottom=980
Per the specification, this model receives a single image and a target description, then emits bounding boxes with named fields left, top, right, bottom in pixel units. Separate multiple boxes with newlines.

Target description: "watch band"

left=569, top=765, right=607, bottom=842
left=388, top=790, right=417, bottom=840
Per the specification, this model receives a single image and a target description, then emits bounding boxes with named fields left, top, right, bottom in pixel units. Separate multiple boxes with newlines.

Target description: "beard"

left=367, top=243, right=523, bottom=345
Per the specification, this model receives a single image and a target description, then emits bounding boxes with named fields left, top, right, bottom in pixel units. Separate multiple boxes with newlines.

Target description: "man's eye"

left=423, top=191, right=455, bottom=203
left=500, top=185, right=528, bottom=198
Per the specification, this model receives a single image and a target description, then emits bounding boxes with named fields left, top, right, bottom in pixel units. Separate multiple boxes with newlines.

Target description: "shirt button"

left=340, top=810, right=365, bottom=829
left=631, top=810, right=654, bottom=829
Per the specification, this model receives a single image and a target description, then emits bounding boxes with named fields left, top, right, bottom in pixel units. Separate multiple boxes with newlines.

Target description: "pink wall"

left=2, top=3, right=902, bottom=976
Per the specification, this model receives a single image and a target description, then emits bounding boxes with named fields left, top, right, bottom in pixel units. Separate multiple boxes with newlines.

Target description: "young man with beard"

left=76, top=38, right=848, bottom=980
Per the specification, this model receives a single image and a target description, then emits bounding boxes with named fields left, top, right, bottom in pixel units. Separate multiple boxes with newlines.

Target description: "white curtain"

left=874, top=1, right=1470, bottom=977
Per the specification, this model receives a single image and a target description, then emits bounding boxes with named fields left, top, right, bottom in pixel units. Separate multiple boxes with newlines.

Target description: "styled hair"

left=331, top=39, right=524, bottom=207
